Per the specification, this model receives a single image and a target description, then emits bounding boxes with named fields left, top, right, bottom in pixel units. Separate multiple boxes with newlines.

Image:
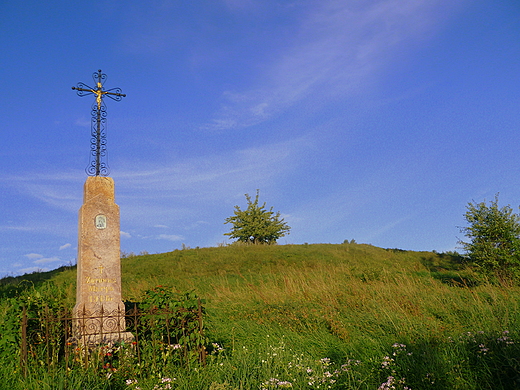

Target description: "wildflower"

left=378, top=376, right=395, bottom=390
left=478, top=344, right=489, bottom=355
left=261, top=378, right=293, bottom=389
left=341, top=359, right=361, bottom=371
left=378, top=376, right=409, bottom=390
left=497, top=332, right=514, bottom=345
left=212, top=342, right=224, bottom=352
left=381, top=356, right=394, bottom=369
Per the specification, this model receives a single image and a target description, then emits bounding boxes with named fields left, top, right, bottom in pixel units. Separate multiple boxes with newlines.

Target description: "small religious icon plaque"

left=95, top=214, right=107, bottom=229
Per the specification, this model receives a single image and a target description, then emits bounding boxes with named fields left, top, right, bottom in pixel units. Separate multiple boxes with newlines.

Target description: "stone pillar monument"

left=71, top=70, right=132, bottom=345
left=73, top=176, right=133, bottom=344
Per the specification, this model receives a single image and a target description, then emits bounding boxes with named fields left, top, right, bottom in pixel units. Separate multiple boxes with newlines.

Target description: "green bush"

left=460, top=194, right=520, bottom=283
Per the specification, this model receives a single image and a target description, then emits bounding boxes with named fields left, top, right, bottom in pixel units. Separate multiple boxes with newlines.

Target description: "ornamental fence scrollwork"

left=19, top=301, right=206, bottom=376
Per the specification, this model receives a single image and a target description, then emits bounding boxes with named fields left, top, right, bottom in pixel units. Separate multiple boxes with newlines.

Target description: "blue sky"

left=1, top=0, right=520, bottom=276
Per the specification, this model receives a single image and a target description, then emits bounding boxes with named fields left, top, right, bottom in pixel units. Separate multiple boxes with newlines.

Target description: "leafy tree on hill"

left=460, top=194, right=520, bottom=283
left=224, top=190, right=290, bottom=245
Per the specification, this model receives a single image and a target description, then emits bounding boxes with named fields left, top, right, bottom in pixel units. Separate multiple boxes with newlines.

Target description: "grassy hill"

left=2, top=243, right=520, bottom=389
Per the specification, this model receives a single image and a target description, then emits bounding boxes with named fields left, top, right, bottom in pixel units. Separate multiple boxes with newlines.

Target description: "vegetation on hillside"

left=2, top=243, right=520, bottom=389
left=224, top=190, right=290, bottom=244
left=460, top=194, right=520, bottom=284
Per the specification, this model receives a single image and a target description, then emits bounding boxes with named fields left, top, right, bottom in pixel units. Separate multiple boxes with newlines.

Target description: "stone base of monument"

left=72, top=303, right=134, bottom=346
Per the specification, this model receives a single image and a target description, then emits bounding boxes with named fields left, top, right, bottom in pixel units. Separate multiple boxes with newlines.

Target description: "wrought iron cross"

left=72, top=70, right=126, bottom=176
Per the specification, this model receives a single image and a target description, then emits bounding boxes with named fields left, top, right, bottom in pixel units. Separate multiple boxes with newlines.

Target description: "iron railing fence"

left=19, top=300, right=206, bottom=377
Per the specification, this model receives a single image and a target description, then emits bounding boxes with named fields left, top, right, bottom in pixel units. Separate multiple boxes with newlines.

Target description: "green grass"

left=2, top=243, right=520, bottom=389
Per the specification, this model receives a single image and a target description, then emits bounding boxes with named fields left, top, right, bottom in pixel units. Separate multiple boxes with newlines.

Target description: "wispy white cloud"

left=157, top=234, right=184, bottom=242
left=0, top=171, right=83, bottom=213
left=0, top=225, right=35, bottom=232
left=0, top=135, right=312, bottom=242
left=25, top=253, right=43, bottom=260
left=363, top=213, right=419, bottom=243
left=33, top=256, right=61, bottom=265
left=205, top=0, right=463, bottom=130
left=109, top=136, right=312, bottom=234
left=116, top=135, right=310, bottom=200
left=59, top=243, right=71, bottom=250
left=184, top=221, right=210, bottom=230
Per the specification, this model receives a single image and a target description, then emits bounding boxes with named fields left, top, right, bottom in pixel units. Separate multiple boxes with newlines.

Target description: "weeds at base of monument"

left=18, top=285, right=207, bottom=379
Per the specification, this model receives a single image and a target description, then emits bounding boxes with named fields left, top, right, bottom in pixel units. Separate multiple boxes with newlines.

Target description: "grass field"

left=2, top=243, right=520, bottom=389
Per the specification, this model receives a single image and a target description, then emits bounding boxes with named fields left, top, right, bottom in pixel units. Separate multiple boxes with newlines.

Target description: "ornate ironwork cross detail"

left=72, top=70, right=126, bottom=176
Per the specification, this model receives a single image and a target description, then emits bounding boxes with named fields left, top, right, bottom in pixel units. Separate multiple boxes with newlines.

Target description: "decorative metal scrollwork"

left=73, top=306, right=127, bottom=336
left=72, top=70, right=126, bottom=176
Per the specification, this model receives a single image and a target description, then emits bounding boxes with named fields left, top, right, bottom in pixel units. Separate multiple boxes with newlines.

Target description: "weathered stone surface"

left=73, top=176, right=133, bottom=343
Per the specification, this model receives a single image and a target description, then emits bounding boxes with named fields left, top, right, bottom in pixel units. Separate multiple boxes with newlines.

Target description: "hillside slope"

left=13, top=243, right=515, bottom=348
left=3, top=243, right=520, bottom=389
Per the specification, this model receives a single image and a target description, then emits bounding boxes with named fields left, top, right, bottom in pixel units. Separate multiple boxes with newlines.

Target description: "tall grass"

left=2, top=243, right=520, bottom=389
